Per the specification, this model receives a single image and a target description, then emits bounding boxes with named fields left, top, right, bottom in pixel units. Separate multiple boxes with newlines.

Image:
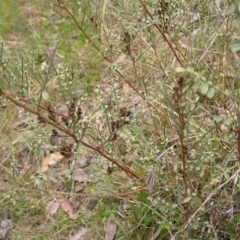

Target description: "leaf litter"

left=104, top=220, right=117, bottom=240
left=60, top=198, right=77, bottom=220
left=41, top=152, right=64, bottom=172
left=46, top=198, right=60, bottom=217
left=70, top=227, right=89, bottom=240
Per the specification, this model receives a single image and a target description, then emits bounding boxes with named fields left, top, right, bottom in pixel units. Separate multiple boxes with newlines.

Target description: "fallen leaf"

left=0, top=219, right=13, bottom=239
left=71, top=199, right=80, bottom=210
left=46, top=44, right=58, bottom=61
left=85, top=198, right=98, bottom=211
left=18, top=148, right=33, bottom=172
left=105, top=220, right=117, bottom=240
left=70, top=227, right=88, bottom=240
left=75, top=184, right=85, bottom=192
left=122, top=83, right=130, bottom=94
left=151, top=226, right=162, bottom=240
left=46, top=198, right=60, bottom=216
left=60, top=198, right=77, bottom=220
left=41, top=152, right=64, bottom=172
left=33, top=223, right=51, bottom=233
left=73, top=168, right=90, bottom=182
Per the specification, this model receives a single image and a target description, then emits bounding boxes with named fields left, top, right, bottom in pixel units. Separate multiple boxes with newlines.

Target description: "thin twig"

left=0, top=90, right=140, bottom=180
left=138, top=0, right=185, bottom=67
left=171, top=169, right=240, bottom=239
left=57, top=0, right=169, bottom=122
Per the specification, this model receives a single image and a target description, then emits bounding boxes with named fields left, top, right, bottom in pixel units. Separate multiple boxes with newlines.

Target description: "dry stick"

left=138, top=0, right=186, bottom=67
left=1, top=90, right=140, bottom=180
left=58, top=0, right=169, bottom=122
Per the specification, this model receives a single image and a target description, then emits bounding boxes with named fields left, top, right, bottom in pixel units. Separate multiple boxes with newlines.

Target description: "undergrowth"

left=1, top=0, right=240, bottom=239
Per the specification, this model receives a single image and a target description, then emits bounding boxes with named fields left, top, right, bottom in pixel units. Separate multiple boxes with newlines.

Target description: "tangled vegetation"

left=1, top=0, right=240, bottom=239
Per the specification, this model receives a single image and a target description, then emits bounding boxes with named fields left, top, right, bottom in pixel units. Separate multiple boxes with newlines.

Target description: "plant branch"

left=57, top=0, right=169, bottom=122
left=172, top=169, right=240, bottom=239
left=138, top=0, right=185, bottom=67
left=0, top=90, right=140, bottom=180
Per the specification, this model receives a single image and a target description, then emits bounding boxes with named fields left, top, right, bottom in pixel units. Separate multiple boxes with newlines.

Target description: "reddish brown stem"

left=1, top=90, right=140, bottom=180
left=57, top=0, right=169, bottom=122
left=138, top=0, right=185, bottom=67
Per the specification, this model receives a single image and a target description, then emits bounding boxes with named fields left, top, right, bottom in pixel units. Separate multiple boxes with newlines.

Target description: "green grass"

left=1, top=0, right=240, bottom=239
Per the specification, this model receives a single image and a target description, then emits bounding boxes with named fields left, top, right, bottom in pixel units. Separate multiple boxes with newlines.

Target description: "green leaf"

left=144, top=213, right=152, bottom=226
left=225, top=4, right=236, bottom=15
left=192, top=81, right=200, bottom=92
left=213, top=115, right=223, bottom=123
left=42, top=90, right=49, bottom=100
left=207, top=88, right=215, bottom=99
left=175, top=67, right=185, bottom=73
left=209, top=177, right=220, bottom=185
left=200, top=83, right=209, bottom=95
left=190, top=104, right=196, bottom=111
left=183, top=197, right=191, bottom=203
left=224, top=172, right=230, bottom=180
left=230, top=43, right=240, bottom=52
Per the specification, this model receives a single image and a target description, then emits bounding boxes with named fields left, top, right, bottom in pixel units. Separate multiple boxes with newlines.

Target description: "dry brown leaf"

left=151, top=226, right=162, bottom=240
left=73, top=168, right=90, bottom=182
left=70, top=227, right=88, bottom=240
left=85, top=198, right=98, bottom=211
left=41, top=152, right=64, bottom=172
left=46, top=198, right=60, bottom=216
left=18, top=148, right=33, bottom=172
left=105, top=220, right=117, bottom=240
left=122, top=83, right=130, bottom=94
left=33, top=223, right=51, bottom=233
left=0, top=219, right=13, bottom=239
left=75, top=184, right=85, bottom=193
left=60, top=198, right=77, bottom=220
